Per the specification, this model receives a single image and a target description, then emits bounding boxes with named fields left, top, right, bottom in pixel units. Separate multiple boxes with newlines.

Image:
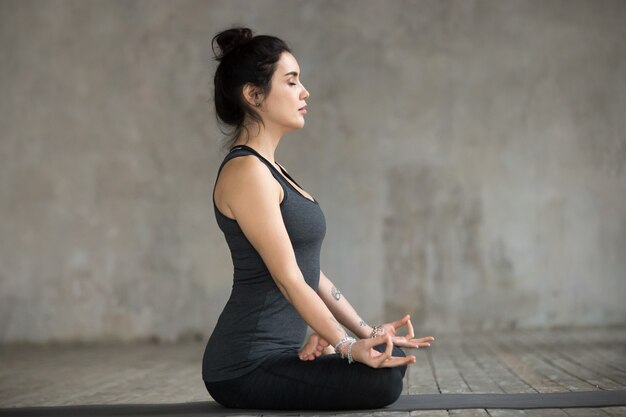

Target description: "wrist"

left=335, top=337, right=356, bottom=364
left=370, top=325, right=385, bottom=338
left=357, top=325, right=373, bottom=339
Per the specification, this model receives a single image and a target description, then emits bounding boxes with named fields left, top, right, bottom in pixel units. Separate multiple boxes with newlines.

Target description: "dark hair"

left=211, top=27, right=291, bottom=151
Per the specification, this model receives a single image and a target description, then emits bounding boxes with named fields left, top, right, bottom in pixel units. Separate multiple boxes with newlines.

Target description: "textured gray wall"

left=1, top=0, right=624, bottom=343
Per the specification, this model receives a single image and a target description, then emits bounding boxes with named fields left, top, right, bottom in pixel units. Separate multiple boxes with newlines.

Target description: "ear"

left=242, top=83, right=264, bottom=108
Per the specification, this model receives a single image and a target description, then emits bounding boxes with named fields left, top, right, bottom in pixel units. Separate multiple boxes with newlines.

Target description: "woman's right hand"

left=350, top=334, right=416, bottom=368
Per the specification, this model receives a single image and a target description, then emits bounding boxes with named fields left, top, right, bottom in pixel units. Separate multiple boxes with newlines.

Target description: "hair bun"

left=212, top=27, right=254, bottom=61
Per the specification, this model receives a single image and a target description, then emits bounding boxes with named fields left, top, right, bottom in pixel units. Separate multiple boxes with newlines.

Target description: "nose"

left=301, top=85, right=310, bottom=100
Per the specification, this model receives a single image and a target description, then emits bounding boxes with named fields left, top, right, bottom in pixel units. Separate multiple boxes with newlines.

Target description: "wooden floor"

left=0, top=327, right=625, bottom=416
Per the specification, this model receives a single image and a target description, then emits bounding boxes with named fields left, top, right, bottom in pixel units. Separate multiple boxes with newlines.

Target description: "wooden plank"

left=499, top=333, right=598, bottom=392
left=485, top=332, right=579, bottom=416
left=447, top=342, right=500, bottom=394
left=428, top=338, right=472, bottom=394
left=563, top=408, right=612, bottom=417
left=462, top=337, right=532, bottom=417
left=444, top=343, right=491, bottom=416
left=601, top=407, right=626, bottom=417
left=581, top=328, right=626, bottom=372
left=488, top=408, right=530, bottom=416
left=488, top=338, right=565, bottom=393
left=464, top=337, right=535, bottom=394
left=524, top=410, right=571, bottom=417
left=411, top=336, right=488, bottom=416
left=409, top=411, right=449, bottom=417
left=406, top=347, right=440, bottom=395
left=567, top=330, right=626, bottom=374
left=448, top=410, right=492, bottom=417
left=557, top=343, right=626, bottom=386
left=524, top=331, right=623, bottom=390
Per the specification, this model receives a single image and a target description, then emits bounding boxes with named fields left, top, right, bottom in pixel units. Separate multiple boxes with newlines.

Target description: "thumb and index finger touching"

left=363, top=333, right=416, bottom=368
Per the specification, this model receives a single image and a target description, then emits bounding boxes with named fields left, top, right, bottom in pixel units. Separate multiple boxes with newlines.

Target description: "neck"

left=233, top=123, right=286, bottom=164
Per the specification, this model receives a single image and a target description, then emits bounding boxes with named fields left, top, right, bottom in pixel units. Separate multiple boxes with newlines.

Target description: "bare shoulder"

left=214, top=155, right=283, bottom=219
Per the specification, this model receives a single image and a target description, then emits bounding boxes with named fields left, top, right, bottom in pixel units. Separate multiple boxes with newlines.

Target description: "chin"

left=286, top=121, right=305, bottom=131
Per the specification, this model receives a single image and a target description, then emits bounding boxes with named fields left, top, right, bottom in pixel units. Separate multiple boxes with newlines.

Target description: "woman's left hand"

left=379, top=314, right=435, bottom=349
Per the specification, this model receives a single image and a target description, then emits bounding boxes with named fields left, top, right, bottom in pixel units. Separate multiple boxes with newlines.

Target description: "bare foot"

left=299, top=333, right=335, bottom=361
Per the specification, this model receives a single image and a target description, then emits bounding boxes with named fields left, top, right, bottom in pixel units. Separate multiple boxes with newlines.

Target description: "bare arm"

left=317, top=270, right=374, bottom=339
left=317, top=271, right=435, bottom=350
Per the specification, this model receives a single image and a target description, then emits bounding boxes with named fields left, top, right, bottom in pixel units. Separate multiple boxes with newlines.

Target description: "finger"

left=381, top=355, right=417, bottom=368
left=403, top=338, right=433, bottom=348
left=414, top=336, right=435, bottom=342
left=365, top=335, right=394, bottom=366
left=391, top=337, right=420, bottom=349
left=385, top=334, right=394, bottom=356
left=392, top=314, right=410, bottom=329
left=301, top=333, right=319, bottom=354
left=363, top=332, right=388, bottom=349
left=392, top=334, right=435, bottom=348
left=401, top=337, right=433, bottom=344
left=406, top=317, right=415, bottom=339
left=377, top=334, right=394, bottom=364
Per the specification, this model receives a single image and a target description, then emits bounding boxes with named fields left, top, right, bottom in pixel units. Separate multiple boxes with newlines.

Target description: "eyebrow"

left=284, top=71, right=299, bottom=77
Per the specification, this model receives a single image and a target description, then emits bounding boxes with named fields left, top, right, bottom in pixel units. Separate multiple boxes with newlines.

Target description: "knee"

left=380, top=348, right=406, bottom=405
left=357, top=364, right=404, bottom=408
left=391, top=346, right=408, bottom=378
left=392, top=346, right=406, bottom=357
left=376, top=368, right=404, bottom=407
left=373, top=344, right=408, bottom=379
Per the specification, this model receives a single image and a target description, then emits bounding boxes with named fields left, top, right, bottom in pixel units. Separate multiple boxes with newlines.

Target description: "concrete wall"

left=1, top=0, right=624, bottom=343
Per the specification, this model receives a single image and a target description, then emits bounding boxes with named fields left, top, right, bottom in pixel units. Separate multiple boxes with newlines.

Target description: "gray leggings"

left=204, top=345, right=407, bottom=411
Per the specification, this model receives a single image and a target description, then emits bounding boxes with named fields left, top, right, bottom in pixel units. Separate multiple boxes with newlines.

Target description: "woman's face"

left=259, top=52, right=310, bottom=132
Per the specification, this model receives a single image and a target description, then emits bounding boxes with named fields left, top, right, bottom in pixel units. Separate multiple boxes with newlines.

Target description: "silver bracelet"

left=371, top=325, right=384, bottom=338
left=347, top=339, right=355, bottom=364
left=334, top=336, right=356, bottom=359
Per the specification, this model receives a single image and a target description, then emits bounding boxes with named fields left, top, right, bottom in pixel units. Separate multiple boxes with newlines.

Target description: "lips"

left=298, top=105, right=308, bottom=112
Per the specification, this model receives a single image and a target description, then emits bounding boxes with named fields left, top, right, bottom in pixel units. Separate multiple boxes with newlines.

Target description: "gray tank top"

left=202, top=145, right=326, bottom=382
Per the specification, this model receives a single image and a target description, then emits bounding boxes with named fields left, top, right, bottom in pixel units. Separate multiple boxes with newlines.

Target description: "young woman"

left=202, top=27, right=435, bottom=411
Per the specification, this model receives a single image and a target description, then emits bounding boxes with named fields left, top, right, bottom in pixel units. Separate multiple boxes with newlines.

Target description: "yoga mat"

left=1, top=390, right=625, bottom=416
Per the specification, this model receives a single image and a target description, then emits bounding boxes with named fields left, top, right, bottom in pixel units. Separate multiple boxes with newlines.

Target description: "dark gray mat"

left=1, top=390, right=625, bottom=416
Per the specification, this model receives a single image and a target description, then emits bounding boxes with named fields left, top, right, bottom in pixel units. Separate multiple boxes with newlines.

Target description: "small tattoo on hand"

left=359, top=319, right=367, bottom=327
left=331, top=286, right=341, bottom=301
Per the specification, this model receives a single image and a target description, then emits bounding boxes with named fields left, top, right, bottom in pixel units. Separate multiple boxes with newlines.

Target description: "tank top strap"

left=212, top=145, right=291, bottom=203
left=223, top=145, right=290, bottom=185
